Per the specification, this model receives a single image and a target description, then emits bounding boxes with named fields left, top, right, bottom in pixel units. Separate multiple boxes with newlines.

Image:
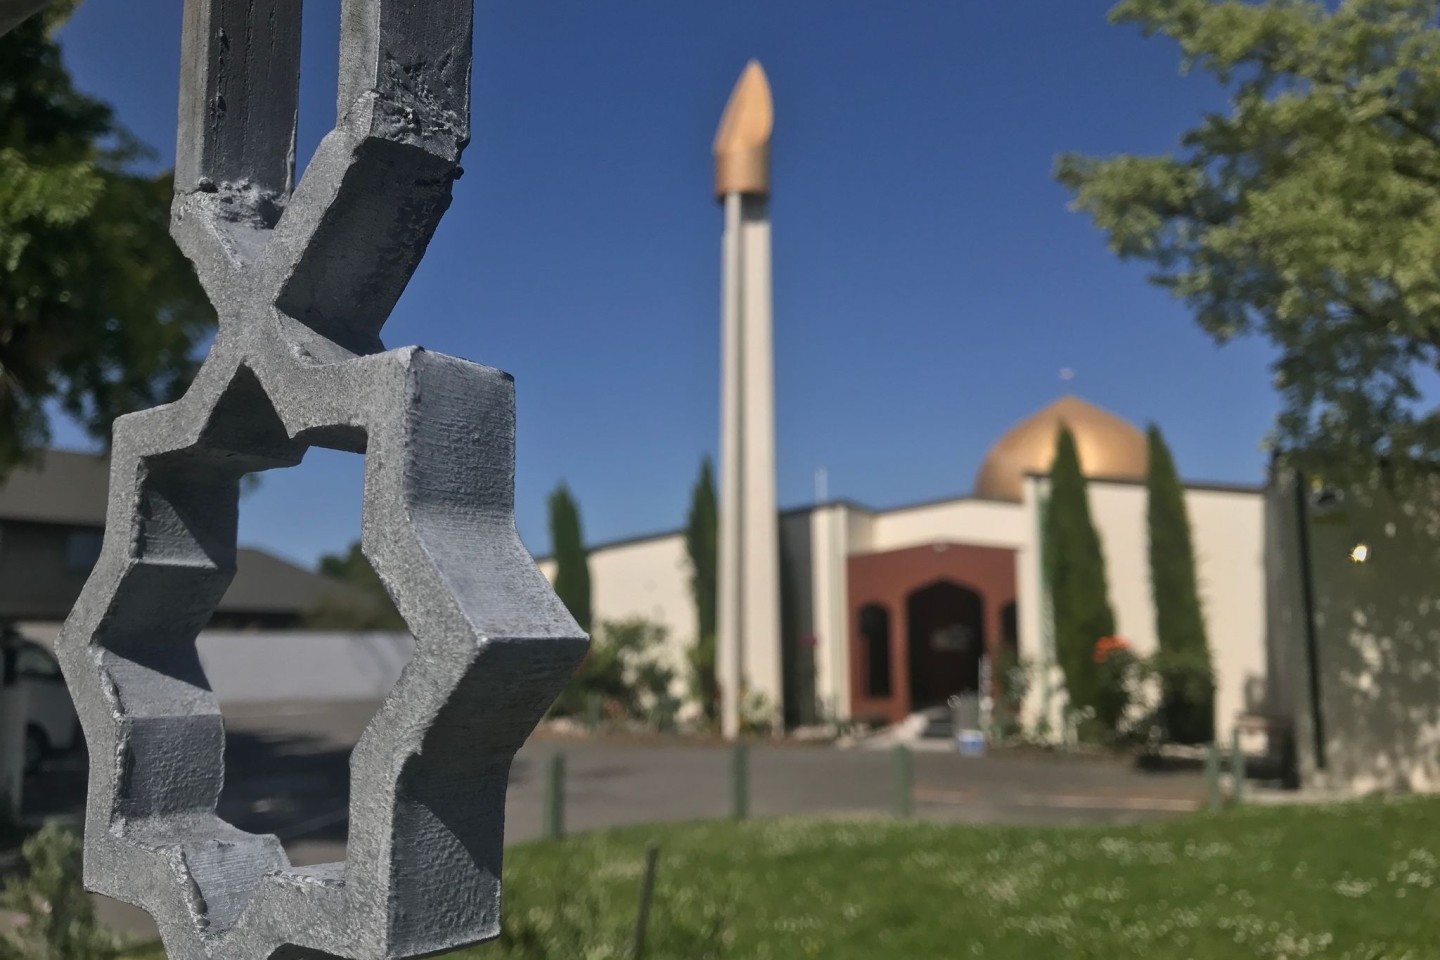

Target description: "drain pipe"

left=1292, top=467, right=1327, bottom=770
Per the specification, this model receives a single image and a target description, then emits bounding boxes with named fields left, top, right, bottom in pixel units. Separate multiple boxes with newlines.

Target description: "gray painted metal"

left=54, top=2, right=588, bottom=958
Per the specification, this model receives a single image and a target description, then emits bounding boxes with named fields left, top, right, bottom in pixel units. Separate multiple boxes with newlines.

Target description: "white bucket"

left=956, top=729, right=986, bottom=757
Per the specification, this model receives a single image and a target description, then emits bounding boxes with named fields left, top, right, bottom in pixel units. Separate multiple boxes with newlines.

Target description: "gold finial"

left=713, top=60, right=773, bottom=200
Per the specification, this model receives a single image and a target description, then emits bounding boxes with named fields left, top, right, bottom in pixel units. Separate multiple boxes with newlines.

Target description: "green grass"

left=464, top=800, right=1440, bottom=960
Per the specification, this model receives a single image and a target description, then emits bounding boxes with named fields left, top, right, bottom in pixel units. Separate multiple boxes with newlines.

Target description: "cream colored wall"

left=867, top=499, right=1027, bottom=553
left=1187, top=488, right=1270, bottom=730
left=537, top=533, right=697, bottom=690
left=810, top=504, right=855, bottom=721
left=1016, top=477, right=1060, bottom=735
left=1016, top=478, right=1049, bottom=664
left=1084, top=480, right=1267, bottom=742
left=844, top=506, right=875, bottom=554
left=1086, top=483, right=1154, bottom=656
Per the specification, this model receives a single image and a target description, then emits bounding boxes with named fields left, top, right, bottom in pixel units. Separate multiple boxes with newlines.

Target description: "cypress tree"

left=683, top=457, right=719, bottom=719
left=1044, top=425, right=1118, bottom=728
left=1145, top=425, right=1214, bottom=744
left=547, top=482, right=591, bottom=633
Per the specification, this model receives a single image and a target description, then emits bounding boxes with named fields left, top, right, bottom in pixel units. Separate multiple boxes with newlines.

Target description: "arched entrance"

left=906, top=580, right=984, bottom=709
left=847, top=542, right=1017, bottom=724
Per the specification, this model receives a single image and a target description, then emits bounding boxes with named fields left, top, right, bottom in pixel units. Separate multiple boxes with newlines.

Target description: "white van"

left=13, top=640, right=81, bottom=773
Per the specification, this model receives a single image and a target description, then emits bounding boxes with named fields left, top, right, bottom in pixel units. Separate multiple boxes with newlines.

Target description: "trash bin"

left=949, top=693, right=985, bottom=757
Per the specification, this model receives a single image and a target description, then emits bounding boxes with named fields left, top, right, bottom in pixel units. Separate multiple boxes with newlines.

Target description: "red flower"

left=1093, top=635, right=1129, bottom=664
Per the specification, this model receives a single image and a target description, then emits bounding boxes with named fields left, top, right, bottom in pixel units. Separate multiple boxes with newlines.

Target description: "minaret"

left=714, top=61, right=782, bottom=738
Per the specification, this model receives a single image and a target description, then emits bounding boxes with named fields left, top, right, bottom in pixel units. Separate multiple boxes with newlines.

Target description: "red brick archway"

left=847, top=542, right=1017, bottom=725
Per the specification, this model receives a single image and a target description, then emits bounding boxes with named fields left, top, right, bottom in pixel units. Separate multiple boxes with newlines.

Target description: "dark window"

left=17, top=643, right=60, bottom=681
left=859, top=603, right=892, bottom=698
left=65, top=529, right=103, bottom=574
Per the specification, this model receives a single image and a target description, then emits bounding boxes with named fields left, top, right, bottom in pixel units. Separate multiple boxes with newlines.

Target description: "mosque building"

left=533, top=58, right=1440, bottom=798
left=532, top=61, right=1274, bottom=745
left=541, top=393, right=1270, bottom=743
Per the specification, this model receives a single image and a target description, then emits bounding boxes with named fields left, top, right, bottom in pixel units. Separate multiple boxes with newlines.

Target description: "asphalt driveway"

left=21, top=698, right=1206, bottom=935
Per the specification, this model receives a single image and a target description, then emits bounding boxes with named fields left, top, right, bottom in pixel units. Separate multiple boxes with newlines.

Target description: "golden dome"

left=973, top=395, right=1147, bottom=502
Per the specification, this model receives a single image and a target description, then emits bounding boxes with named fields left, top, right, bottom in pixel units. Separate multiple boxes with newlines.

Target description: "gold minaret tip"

left=713, top=60, right=772, bottom=201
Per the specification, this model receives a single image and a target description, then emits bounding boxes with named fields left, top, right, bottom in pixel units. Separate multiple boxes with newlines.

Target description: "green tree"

left=0, top=2, right=212, bottom=471
left=1044, top=425, right=1120, bottom=732
left=0, top=823, right=124, bottom=960
left=1145, top=425, right=1215, bottom=744
left=550, top=618, right=675, bottom=724
left=548, top=482, right=591, bottom=633
left=307, top=541, right=406, bottom=631
left=1057, top=0, right=1440, bottom=478
left=684, top=456, right=718, bottom=720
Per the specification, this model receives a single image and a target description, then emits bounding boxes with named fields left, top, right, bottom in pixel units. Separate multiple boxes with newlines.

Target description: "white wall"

left=1188, top=488, right=1270, bottom=729
left=810, top=504, right=854, bottom=721
left=23, top=627, right=416, bottom=704
left=866, top=499, right=1026, bottom=553
left=1016, top=477, right=1058, bottom=735
left=1085, top=480, right=1267, bottom=742
left=1011, top=478, right=1265, bottom=743
left=196, top=631, right=414, bottom=703
left=538, top=533, right=697, bottom=688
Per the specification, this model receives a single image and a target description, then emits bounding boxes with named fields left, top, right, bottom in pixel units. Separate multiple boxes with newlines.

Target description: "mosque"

left=544, top=393, right=1269, bottom=743
left=542, top=60, right=1440, bottom=799
left=538, top=61, right=1273, bottom=747
left=536, top=62, right=1440, bottom=797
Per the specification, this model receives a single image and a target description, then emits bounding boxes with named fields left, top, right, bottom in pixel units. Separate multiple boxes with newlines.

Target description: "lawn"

left=467, top=799, right=1440, bottom=960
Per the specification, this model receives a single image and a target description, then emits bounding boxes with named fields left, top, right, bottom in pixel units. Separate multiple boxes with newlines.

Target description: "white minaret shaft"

left=718, top=193, right=745, bottom=739
left=714, top=62, right=782, bottom=739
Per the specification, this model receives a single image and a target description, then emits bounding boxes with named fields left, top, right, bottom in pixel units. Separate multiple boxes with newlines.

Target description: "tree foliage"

left=548, top=482, right=591, bottom=633
left=0, top=823, right=124, bottom=960
left=1044, top=426, right=1121, bottom=731
left=0, top=2, right=212, bottom=471
left=550, top=618, right=676, bottom=725
left=683, top=456, right=718, bottom=720
left=1058, top=0, right=1440, bottom=477
left=308, top=541, right=406, bottom=631
left=1145, top=424, right=1215, bottom=744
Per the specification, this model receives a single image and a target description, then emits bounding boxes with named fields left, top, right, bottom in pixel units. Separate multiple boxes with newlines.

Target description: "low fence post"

left=731, top=741, right=749, bottom=820
left=1205, top=743, right=1223, bottom=812
left=1230, top=728, right=1246, bottom=806
left=545, top=751, right=566, bottom=840
left=630, top=841, right=661, bottom=960
left=893, top=744, right=914, bottom=818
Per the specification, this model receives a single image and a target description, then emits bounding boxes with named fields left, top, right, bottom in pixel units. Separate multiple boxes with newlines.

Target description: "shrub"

left=0, top=823, right=125, bottom=960
left=551, top=618, right=676, bottom=726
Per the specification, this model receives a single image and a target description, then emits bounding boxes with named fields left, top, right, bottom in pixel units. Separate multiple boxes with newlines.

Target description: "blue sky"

left=52, top=0, right=1278, bottom=565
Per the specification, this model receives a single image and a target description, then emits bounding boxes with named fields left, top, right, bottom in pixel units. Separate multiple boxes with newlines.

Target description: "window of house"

left=65, top=529, right=104, bottom=574
left=17, top=643, right=61, bottom=681
left=859, top=603, right=892, bottom=698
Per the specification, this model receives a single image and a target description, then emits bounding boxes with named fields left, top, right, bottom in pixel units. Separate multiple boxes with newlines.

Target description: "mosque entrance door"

left=906, top=580, right=984, bottom=709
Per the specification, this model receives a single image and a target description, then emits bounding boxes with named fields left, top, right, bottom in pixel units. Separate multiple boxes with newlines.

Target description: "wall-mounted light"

left=1310, top=482, right=1347, bottom=524
left=1349, top=542, right=1370, bottom=564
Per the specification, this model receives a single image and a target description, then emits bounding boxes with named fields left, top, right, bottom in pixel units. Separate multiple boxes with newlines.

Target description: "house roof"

left=0, top=449, right=110, bottom=526
left=0, top=449, right=370, bottom=620
left=223, top=547, right=371, bottom=615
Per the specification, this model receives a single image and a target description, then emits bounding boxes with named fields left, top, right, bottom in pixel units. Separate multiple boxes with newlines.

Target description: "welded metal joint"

left=55, top=2, right=587, bottom=958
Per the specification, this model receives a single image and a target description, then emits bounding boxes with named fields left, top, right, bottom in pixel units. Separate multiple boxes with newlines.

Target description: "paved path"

left=23, top=699, right=1205, bottom=935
